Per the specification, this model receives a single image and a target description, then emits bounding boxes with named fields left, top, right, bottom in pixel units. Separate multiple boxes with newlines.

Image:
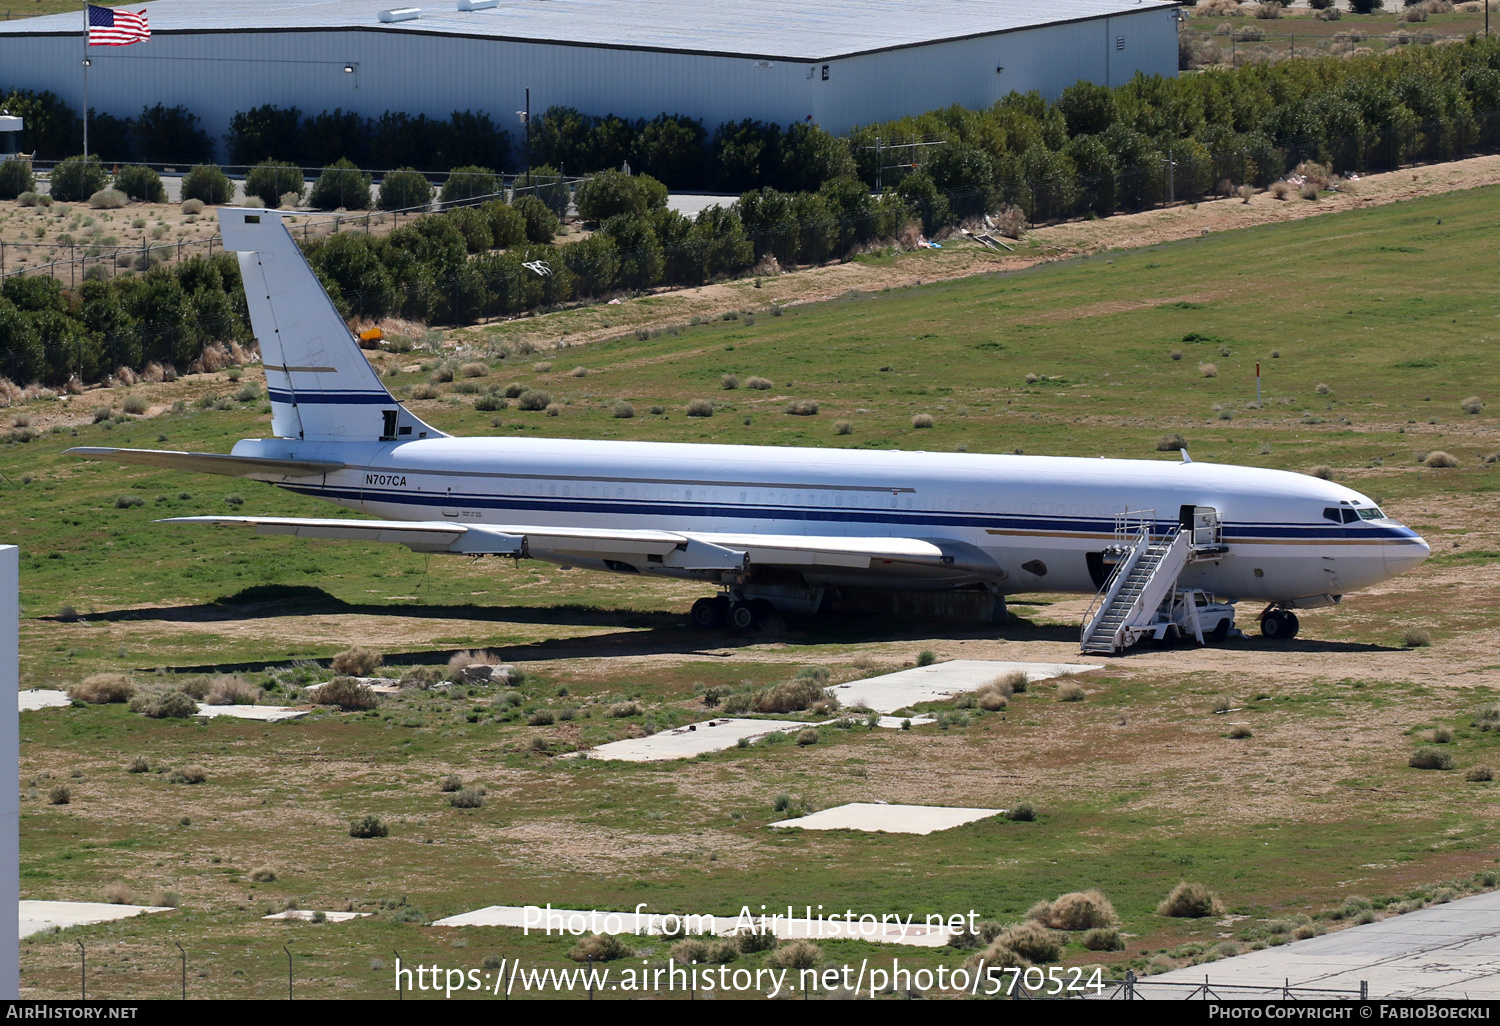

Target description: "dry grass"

left=767, top=939, right=822, bottom=969
left=205, top=674, right=261, bottom=705
left=1404, top=628, right=1433, bottom=648
left=785, top=399, right=819, bottom=416
left=911, top=413, right=935, bottom=428
left=1028, top=889, right=1119, bottom=931
left=568, top=933, right=631, bottom=962
left=1157, top=881, right=1225, bottom=918
left=313, top=677, right=379, bottom=711
left=1462, top=396, right=1484, bottom=414
left=994, top=921, right=1064, bottom=962
left=68, top=673, right=134, bottom=704
left=459, top=362, right=489, bottom=378
left=1199, top=362, right=1218, bottom=378
left=686, top=399, right=714, bottom=417
left=745, top=376, right=772, bottom=390
left=330, top=646, right=382, bottom=676
left=1424, top=451, right=1460, bottom=468
left=752, top=678, right=834, bottom=714
left=104, top=881, right=133, bottom=905
left=1057, top=682, right=1086, bottom=703
left=249, top=866, right=276, bottom=883
left=167, top=765, right=207, bottom=784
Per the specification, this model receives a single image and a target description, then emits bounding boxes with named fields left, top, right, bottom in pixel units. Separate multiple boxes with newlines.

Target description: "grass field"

left=4, top=177, right=1500, bottom=998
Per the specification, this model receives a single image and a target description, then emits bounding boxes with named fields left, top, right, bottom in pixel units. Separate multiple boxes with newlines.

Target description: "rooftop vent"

left=378, top=7, right=421, bottom=22
left=457, top=0, right=498, bottom=9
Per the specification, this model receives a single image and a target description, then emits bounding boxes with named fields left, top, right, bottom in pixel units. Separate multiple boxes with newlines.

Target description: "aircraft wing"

left=159, top=516, right=957, bottom=571
left=66, top=447, right=345, bottom=478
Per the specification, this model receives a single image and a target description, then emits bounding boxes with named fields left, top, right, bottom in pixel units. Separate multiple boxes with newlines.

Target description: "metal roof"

left=0, top=0, right=1180, bottom=60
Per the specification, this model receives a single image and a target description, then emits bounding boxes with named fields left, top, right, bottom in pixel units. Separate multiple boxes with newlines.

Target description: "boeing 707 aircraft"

left=67, top=209, right=1430, bottom=653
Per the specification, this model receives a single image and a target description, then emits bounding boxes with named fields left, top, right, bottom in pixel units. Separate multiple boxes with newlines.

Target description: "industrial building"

left=0, top=0, right=1181, bottom=163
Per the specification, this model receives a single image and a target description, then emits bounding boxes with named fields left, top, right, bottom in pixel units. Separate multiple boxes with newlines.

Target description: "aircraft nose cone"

left=1385, top=533, right=1430, bottom=577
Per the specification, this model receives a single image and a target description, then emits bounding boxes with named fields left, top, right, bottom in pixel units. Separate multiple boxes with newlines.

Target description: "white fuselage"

left=233, top=434, right=1430, bottom=602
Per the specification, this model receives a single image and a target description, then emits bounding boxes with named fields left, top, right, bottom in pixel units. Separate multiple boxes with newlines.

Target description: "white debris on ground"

left=769, top=802, right=1006, bottom=836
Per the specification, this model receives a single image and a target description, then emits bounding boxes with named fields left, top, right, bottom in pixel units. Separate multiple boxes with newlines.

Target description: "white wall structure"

left=0, top=0, right=1180, bottom=162
left=0, top=547, right=17, bottom=1000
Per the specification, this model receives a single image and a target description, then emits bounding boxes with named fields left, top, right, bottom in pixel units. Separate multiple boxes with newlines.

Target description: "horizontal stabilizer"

left=65, top=447, right=345, bottom=479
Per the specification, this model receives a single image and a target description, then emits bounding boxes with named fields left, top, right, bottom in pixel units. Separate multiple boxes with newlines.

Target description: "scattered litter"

left=770, top=802, right=1004, bottom=836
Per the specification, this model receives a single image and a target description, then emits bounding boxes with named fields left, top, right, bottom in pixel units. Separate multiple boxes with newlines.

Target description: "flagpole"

left=81, top=3, right=88, bottom=166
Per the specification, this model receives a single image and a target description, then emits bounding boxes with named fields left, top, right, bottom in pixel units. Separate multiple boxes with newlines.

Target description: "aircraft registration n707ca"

left=67, top=209, right=1430, bottom=653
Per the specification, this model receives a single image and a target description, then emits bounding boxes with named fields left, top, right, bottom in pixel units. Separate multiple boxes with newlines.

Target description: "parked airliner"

left=67, top=209, right=1430, bottom=648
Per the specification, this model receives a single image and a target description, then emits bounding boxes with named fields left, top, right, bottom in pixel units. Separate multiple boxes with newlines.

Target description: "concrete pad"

left=830, top=660, right=1101, bottom=714
left=303, top=679, right=401, bottom=696
left=875, top=715, right=935, bottom=728
left=770, top=802, right=1004, bottom=835
left=1144, top=889, right=1500, bottom=999
left=193, top=703, right=309, bottom=722
left=19, top=690, right=70, bottom=712
left=19, top=900, right=172, bottom=938
left=432, top=904, right=950, bottom=946
left=261, top=910, right=371, bottom=923
left=571, top=718, right=804, bottom=762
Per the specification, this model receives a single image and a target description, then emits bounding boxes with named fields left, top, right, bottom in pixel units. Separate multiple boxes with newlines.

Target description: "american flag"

left=87, top=5, right=150, bottom=46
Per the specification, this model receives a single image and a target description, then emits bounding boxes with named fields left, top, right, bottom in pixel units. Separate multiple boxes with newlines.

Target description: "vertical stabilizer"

left=217, top=208, right=440, bottom=443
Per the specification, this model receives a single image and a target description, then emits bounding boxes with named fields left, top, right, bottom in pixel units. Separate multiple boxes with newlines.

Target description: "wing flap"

left=66, top=447, right=345, bottom=478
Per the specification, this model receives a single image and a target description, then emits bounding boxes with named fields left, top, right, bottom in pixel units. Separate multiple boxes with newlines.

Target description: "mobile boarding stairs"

left=1079, top=508, right=1229, bottom=655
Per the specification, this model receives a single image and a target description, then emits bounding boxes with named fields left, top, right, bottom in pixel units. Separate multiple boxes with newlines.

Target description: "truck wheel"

left=1211, top=618, right=1232, bottom=642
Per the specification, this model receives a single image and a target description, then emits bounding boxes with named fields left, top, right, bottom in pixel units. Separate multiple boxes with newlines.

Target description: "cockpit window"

left=1357, top=507, right=1386, bottom=521
left=1323, top=507, right=1342, bottom=523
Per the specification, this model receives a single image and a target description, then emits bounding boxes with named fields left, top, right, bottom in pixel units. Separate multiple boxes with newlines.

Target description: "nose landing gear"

left=1259, top=607, right=1300, bottom=640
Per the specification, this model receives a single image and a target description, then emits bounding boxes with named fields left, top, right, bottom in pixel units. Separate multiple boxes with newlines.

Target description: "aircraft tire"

left=728, top=602, right=758, bottom=631
left=1261, top=610, right=1297, bottom=640
left=690, top=598, right=722, bottom=629
left=1281, top=611, right=1300, bottom=639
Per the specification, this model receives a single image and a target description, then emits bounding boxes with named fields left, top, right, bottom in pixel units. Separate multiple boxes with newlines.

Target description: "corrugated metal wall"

left=0, top=10, right=1177, bottom=162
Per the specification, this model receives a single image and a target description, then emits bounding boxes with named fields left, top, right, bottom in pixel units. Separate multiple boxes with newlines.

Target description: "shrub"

left=733, top=930, right=778, bottom=953
left=1424, top=451, right=1459, bottom=468
left=127, top=757, right=150, bottom=773
left=379, top=168, right=433, bottom=211
left=131, top=691, right=200, bottom=719
left=575, top=170, right=668, bottom=222
left=249, top=866, right=277, bottom=883
left=1030, top=890, right=1119, bottom=931
left=1462, top=396, right=1484, bottom=415
left=996, top=922, right=1063, bottom=963
left=608, top=701, right=642, bottom=718
left=0, top=157, right=35, bottom=200
left=439, top=774, right=463, bottom=793
left=568, top=933, right=630, bottom=962
left=917, top=649, right=936, bottom=666
left=331, top=646, right=382, bottom=676
left=746, top=376, right=772, bottom=389
left=121, top=394, right=149, bottom=415
left=1006, top=802, right=1036, bottom=822
left=795, top=728, right=820, bottom=746
left=1057, top=682, right=1085, bottom=702
left=111, top=164, right=165, bottom=203
left=753, top=679, right=832, bottom=714
left=315, top=677, right=380, bottom=711
left=181, top=165, right=233, bottom=205
left=449, top=787, right=485, bottom=808
left=1157, top=432, right=1187, bottom=451
left=786, top=399, right=819, bottom=416
left=206, top=675, right=261, bottom=705
left=1409, top=747, right=1455, bottom=770
left=686, top=399, right=714, bottom=417
left=104, top=881, right=133, bottom=905
left=440, top=165, right=501, bottom=204
left=167, top=765, right=207, bottom=784
left=721, top=374, right=740, bottom=390
left=181, top=198, right=205, bottom=215
left=47, top=785, right=71, bottom=805
left=514, top=195, right=559, bottom=243
left=1309, top=465, right=1335, bottom=480
left=1228, top=724, right=1253, bottom=739
left=1200, top=362, right=1218, bottom=378
left=528, top=709, right=555, bottom=726
left=1082, top=927, right=1124, bottom=951
left=1403, top=628, right=1432, bottom=648
left=912, top=413, right=935, bottom=428
left=70, top=673, right=134, bottom=704
left=309, top=159, right=372, bottom=210
left=245, top=160, right=304, bottom=208
left=669, top=938, right=710, bottom=963
left=545, top=403, right=561, bottom=417
left=88, top=188, right=128, bottom=209
left=613, top=402, right=635, bottom=418
left=349, top=815, right=389, bottom=838
left=1157, top=882, right=1225, bottom=918
left=1474, top=705, right=1500, bottom=731
left=834, top=420, right=852, bottom=435
left=1466, top=765, right=1495, bottom=782
left=517, top=389, right=551, bottom=411
left=460, top=362, right=489, bottom=378
left=50, top=156, right=110, bottom=202
left=768, top=939, right=823, bottom=969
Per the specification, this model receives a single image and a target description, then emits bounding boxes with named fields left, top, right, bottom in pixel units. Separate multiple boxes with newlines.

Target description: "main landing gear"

left=1259, top=607, right=1300, bottom=640
left=690, top=595, right=777, bottom=632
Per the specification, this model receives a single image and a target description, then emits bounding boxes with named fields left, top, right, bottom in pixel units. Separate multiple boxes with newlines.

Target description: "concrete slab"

left=19, top=900, right=172, bottom=938
left=875, top=715, right=935, bottom=728
left=302, top=679, right=401, bottom=696
left=1144, top=889, right=1500, bottom=999
left=19, top=690, right=70, bottom=712
left=194, top=703, right=309, bottom=722
left=432, top=904, right=951, bottom=946
left=830, top=660, right=1101, bottom=714
left=666, top=194, right=734, bottom=217
left=261, top=910, right=372, bottom=923
left=770, top=802, right=1004, bottom=835
left=571, top=718, right=805, bottom=762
